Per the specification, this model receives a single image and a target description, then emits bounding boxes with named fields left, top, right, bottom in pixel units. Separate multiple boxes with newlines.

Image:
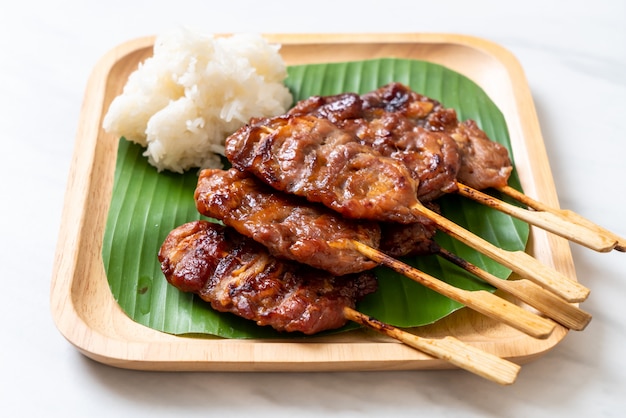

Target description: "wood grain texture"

left=50, top=34, right=575, bottom=371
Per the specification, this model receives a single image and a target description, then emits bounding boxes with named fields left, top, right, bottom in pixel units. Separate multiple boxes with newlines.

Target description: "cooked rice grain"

left=103, top=29, right=293, bottom=172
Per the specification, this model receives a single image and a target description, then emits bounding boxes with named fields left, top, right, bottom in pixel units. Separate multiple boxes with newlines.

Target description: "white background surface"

left=1, top=1, right=625, bottom=416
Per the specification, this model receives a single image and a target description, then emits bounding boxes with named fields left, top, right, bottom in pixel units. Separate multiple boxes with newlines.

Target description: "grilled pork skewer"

left=195, top=168, right=558, bottom=338
left=291, top=82, right=625, bottom=252
left=158, top=220, right=377, bottom=335
left=159, top=220, right=520, bottom=385
left=195, top=167, right=383, bottom=276
left=224, top=114, right=589, bottom=303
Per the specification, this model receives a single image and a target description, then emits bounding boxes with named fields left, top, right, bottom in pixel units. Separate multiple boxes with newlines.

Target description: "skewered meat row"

left=288, top=82, right=512, bottom=195
left=159, top=84, right=597, bottom=341
left=179, top=84, right=515, bottom=334
left=195, top=168, right=438, bottom=275
left=193, top=169, right=593, bottom=332
left=223, top=111, right=593, bottom=302
left=158, top=220, right=377, bottom=334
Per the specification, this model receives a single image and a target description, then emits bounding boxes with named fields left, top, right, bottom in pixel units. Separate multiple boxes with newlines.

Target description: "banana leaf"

left=102, top=58, right=528, bottom=339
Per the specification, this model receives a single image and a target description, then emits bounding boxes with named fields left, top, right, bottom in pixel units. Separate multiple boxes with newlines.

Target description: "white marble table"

left=1, top=1, right=624, bottom=416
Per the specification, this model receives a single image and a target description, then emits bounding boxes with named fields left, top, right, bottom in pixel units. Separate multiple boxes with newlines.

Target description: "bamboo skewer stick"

left=343, top=307, right=521, bottom=385
left=496, top=184, right=626, bottom=252
left=343, top=240, right=556, bottom=339
left=456, top=182, right=624, bottom=253
left=410, top=203, right=590, bottom=303
left=435, top=246, right=592, bottom=331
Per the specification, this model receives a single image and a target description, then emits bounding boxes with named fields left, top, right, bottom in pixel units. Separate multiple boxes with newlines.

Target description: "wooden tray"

left=50, top=33, right=575, bottom=371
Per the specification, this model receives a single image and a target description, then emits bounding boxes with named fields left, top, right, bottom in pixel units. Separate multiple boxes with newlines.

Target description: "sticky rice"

left=103, top=29, right=293, bottom=172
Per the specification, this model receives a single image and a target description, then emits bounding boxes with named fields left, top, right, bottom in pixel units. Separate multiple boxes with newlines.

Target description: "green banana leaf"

left=102, top=58, right=528, bottom=339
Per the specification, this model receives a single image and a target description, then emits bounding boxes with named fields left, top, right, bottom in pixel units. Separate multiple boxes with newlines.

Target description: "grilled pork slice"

left=225, top=114, right=423, bottom=224
left=158, top=221, right=377, bottom=334
left=195, top=168, right=382, bottom=276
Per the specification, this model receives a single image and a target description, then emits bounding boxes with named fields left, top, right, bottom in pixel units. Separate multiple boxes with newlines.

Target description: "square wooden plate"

left=50, top=33, right=574, bottom=371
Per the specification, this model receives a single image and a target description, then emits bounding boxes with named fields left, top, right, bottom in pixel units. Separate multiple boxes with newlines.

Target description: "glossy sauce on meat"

left=195, top=168, right=382, bottom=276
left=158, top=221, right=377, bottom=334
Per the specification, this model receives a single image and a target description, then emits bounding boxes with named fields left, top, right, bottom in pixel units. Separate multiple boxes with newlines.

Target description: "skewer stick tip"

left=343, top=307, right=520, bottom=385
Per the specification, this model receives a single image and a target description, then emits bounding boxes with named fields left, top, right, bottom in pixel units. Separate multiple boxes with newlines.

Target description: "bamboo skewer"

left=435, top=246, right=592, bottom=331
left=496, top=184, right=626, bottom=252
left=343, top=307, right=521, bottom=385
left=343, top=240, right=556, bottom=339
left=410, top=203, right=590, bottom=303
left=456, top=182, right=624, bottom=253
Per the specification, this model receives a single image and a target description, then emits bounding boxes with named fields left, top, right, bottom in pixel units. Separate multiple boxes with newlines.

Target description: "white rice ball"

left=102, top=29, right=293, bottom=173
